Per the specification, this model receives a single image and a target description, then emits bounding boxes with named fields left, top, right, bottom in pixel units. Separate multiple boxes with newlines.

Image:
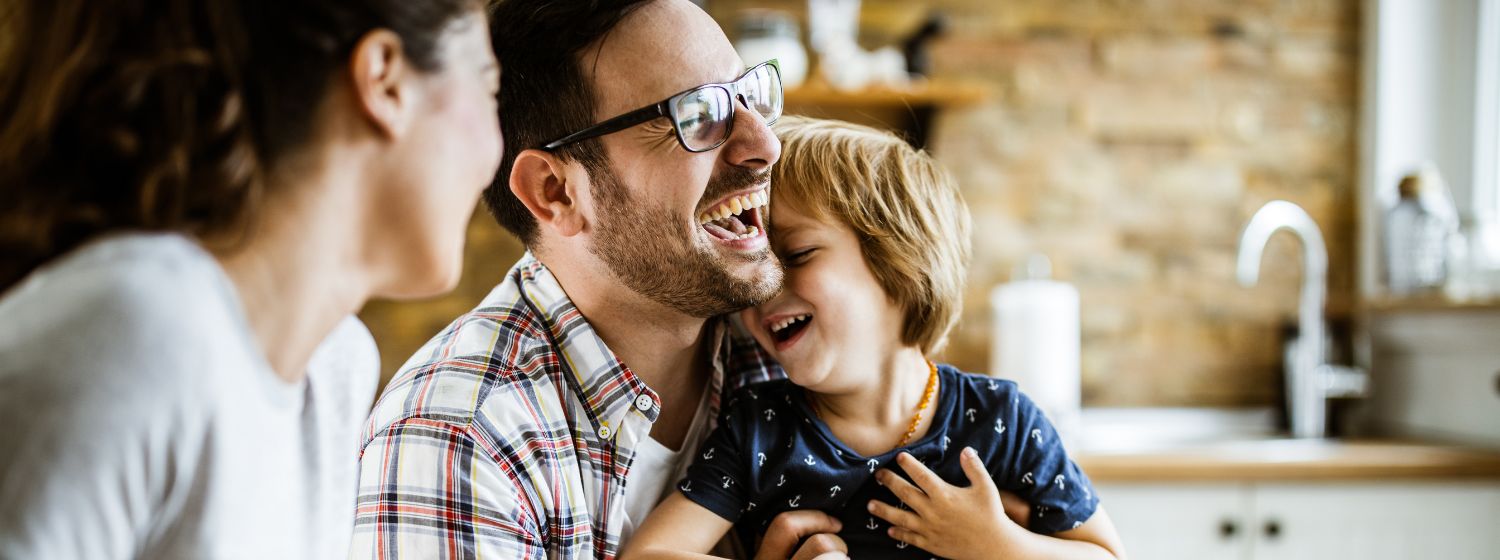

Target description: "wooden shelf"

left=1364, top=295, right=1500, bottom=314
left=784, top=80, right=990, bottom=108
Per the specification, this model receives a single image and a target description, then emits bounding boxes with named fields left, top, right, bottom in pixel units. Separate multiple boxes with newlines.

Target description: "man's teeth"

left=770, top=314, right=811, bottom=334
left=698, top=190, right=769, bottom=225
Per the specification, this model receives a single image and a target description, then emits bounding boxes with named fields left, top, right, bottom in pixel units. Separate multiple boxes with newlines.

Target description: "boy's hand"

left=867, top=449, right=1027, bottom=560
left=755, top=510, right=849, bottom=560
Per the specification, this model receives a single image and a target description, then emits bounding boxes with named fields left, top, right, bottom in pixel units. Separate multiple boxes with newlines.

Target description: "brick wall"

left=361, top=0, right=1361, bottom=407
left=714, top=0, right=1361, bottom=406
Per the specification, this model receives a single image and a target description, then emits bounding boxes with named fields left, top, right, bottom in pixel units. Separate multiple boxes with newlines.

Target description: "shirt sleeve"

left=1000, top=391, right=1100, bottom=534
left=350, top=417, right=544, bottom=558
left=676, top=392, right=757, bottom=523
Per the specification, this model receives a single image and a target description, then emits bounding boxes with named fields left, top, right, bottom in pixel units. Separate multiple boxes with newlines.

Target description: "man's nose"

left=719, top=96, right=781, bottom=170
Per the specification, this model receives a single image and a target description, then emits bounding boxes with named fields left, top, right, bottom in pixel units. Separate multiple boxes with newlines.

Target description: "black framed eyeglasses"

left=541, top=60, right=783, bottom=153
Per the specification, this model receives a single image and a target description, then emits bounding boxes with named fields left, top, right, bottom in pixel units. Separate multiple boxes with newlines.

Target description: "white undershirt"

left=620, top=379, right=716, bottom=541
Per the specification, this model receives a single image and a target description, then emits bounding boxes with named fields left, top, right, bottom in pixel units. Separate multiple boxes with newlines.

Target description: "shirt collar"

left=514, top=252, right=735, bottom=441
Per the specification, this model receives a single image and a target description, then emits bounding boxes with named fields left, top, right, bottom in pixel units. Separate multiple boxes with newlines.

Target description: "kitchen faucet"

left=1236, top=200, right=1368, bottom=438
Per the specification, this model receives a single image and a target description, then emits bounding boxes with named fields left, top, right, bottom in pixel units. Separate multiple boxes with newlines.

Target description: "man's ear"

left=348, top=29, right=410, bottom=139
left=511, top=149, right=586, bottom=237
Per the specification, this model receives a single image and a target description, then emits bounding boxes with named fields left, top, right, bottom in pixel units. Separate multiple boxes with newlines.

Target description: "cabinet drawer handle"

left=1263, top=519, right=1282, bottom=539
left=1218, top=519, right=1238, bottom=540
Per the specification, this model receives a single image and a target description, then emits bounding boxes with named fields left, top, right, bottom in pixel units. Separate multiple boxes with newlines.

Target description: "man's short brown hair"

left=770, top=116, right=972, bottom=354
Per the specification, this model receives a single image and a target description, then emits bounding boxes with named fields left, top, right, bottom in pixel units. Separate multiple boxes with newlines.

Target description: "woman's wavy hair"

left=0, top=0, right=481, bottom=293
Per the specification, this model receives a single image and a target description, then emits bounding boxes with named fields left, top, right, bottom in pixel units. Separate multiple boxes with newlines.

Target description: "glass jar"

left=733, top=10, right=808, bottom=88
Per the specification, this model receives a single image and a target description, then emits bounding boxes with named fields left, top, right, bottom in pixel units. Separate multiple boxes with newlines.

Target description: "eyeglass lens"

left=673, top=64, right=783, bottom=151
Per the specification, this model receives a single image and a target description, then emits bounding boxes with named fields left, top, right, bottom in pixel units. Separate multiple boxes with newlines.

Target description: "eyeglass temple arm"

left=541, top=102, right=671, bottom=151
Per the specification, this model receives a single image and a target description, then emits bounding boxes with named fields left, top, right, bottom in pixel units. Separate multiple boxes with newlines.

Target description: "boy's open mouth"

left=698, top=189, right=768, bottom=242
left=769, top=313, right=812, bottom=344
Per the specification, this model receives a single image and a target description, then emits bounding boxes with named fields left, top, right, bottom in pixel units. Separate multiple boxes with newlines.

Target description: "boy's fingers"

left=959, top=447, right=998, bottom=492
left=757, top=510, right=844, bottom=560
left=867, top=499, right=922, bottom=530
left=791, top=533, right=849, bottom=560
left=895, top=452, right=947, bottom=495
left=888, top=526, right=928, bottom=550
left=875, top=469, right=929, bottom=511
left=999, top=490, right=1032, bottom=529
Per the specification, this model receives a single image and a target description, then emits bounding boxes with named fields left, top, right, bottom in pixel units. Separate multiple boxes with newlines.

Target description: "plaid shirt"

left=351, top=253, right=781, bottom=559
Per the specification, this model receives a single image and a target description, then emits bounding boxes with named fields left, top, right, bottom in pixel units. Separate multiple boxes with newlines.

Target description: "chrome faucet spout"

left=1237, top=200, right=1329, bottom=291
left=1236, top=200, right=1346, bottom=439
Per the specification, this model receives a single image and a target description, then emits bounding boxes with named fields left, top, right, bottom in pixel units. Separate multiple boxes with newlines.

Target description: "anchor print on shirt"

left=702, top=447, right=715, bottom=460
left=776, top=474, right=786, bottom=487
left=788, top=494, right=801, bottom=508
left=1054, top=474, right=1066, bottom=490
left=757, top=452, right=767, bottom=467
left=941, top=436, right=951, bottom=452
left=802, top=454, right=817, bottom=466
left=866, top=517, right=880, bottom=531
left=829, top=485, right=842, bottom=498
left=682, top=480, right=693, bottom=493
left=721, top=476, right=735, bottom=489
left=995, top=419, right=1006, bottom=435
left=866, top=458, right=880, bottom=473
left=1031, top=428, right=1043, bottom=444
left=763, top=409, right=776, bottom=422
left=1021, top=471, right=1034, bottom=485
left=987, top=380, right=998, bottom=391
left=965, top=408, right=977, bottom=423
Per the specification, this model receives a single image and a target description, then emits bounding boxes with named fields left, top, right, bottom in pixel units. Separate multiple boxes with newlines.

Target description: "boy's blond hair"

left=770, top=116, right=973, bottom=354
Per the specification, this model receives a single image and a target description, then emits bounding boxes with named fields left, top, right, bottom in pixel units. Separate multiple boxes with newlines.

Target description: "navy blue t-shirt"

left=677, top=365, right=1098, bottom=558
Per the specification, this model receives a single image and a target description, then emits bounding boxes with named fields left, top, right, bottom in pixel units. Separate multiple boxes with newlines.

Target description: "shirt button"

left=598, top=425, right=612, bottom=439
left=634, top=394, right=654, bottom=412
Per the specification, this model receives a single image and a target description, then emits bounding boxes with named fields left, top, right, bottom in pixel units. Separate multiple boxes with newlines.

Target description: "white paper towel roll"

left=989, top=256, right=1081, bottom=444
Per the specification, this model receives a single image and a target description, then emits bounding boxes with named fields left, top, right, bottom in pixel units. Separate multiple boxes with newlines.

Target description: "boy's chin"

left=783, top=366, right=831, bottom=390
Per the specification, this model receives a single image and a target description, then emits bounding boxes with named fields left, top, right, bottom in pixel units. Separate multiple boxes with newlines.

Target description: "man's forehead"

left=586, top=0, right=743, bottom=114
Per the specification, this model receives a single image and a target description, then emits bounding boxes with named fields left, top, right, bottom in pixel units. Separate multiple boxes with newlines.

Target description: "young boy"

left=622, top=117, right=1126, bottom=560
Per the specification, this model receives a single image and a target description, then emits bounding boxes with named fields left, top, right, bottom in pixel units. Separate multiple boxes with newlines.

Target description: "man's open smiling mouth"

left=697, top=188, right=769, bottom=245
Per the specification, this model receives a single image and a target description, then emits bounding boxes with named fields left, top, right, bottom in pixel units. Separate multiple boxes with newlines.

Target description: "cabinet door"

left=1252, top=482, right=1500, bottom=560
left=1095, top=483, right=1252, bottom=560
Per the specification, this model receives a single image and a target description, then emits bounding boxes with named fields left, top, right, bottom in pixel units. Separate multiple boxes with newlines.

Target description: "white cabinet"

left=1097, top=482, right=1500, bottom=560
left=1097, top=483, right=1251, bottom=560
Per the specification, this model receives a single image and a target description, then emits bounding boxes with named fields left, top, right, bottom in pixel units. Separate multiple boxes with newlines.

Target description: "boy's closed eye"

left=781, top=247, right=816, bottom=266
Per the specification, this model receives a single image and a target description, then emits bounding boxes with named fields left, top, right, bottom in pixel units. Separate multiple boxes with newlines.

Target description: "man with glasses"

left=350, top=1, right=848, bottom=558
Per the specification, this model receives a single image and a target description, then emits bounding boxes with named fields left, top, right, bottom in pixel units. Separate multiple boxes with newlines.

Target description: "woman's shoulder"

left=0, top=232, right=253, bottom=394
left=3, top=232, right=231, bottom=321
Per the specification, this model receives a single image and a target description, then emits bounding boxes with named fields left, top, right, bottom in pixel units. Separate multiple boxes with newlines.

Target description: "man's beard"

left=587, top=163, right=782, bottom=318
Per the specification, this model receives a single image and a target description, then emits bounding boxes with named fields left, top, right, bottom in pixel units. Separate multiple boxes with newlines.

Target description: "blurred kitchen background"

left=363, top=1, right=1500, bottom=557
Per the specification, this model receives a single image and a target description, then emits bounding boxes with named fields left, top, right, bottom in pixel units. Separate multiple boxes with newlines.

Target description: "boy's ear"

left=510, top=149, right=586, bottom=238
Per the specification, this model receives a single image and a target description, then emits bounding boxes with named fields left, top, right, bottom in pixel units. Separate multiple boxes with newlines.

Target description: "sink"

left=1076, top=407, right=1282, bottom=453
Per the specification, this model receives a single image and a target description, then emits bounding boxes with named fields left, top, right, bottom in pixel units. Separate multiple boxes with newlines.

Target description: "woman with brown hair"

left=0, top=0, right=501, bottom=557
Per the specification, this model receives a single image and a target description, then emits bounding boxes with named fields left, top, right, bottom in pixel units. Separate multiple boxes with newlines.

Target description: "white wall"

left=1359, top=0, right=1494, bottom=296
